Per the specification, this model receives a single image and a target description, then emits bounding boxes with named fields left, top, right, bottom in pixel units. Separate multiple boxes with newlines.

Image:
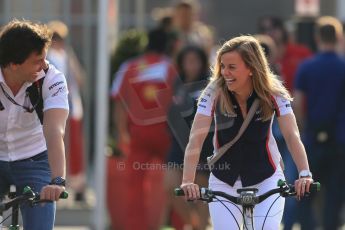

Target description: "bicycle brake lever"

left=200, top=188, right=214, bottom=203
left=279, top=183, right=293, bottom=198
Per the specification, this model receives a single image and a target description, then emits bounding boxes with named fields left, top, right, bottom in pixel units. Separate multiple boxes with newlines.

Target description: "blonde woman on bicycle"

left=180, top=35, right=313, bottom=229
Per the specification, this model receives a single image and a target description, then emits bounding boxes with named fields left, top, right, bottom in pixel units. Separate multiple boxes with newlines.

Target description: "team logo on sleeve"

left=52, top=86, right=67, bottom=97
left=200, top=97, right=207, bottom=103
left=48, top=81, right=64, bottom=90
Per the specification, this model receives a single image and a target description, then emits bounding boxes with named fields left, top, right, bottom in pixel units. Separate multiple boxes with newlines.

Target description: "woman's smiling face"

left=220, top=51, right=252, bottom=94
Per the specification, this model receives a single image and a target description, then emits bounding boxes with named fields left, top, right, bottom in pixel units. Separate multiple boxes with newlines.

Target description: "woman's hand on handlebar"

left=180, top=182, right=200, bottom=200
left=294, top=177, right=314, bottom=200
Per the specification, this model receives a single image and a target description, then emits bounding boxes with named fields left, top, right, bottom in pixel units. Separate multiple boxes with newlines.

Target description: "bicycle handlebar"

left=175, top=179, right=320, bottom=207
left=0, top=186, right=68, bottom=212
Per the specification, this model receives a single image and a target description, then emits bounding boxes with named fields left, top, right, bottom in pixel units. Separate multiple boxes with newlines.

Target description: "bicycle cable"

left=242, top=208, right=252, bottom=230
left=213, top=196, right=241, bottom=230
left=261, top=195, right=281, bottom=230
left=251, top=209, right=254, bottom=228
left=214, top=193, right=282, bottom=230
left=0, top=197, right=38, bottom=226
left=0, top=206, right=19, bottom=225
left=216, top=199, right=243, bottom=216
left=215, top=199, right=250, bottom=230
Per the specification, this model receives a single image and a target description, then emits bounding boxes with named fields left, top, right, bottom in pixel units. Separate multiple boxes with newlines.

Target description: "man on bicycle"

left=0, top=19, right=68, bottom=229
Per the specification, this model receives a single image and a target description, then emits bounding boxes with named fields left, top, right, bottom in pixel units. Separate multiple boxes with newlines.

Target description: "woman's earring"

left=249, top=73, right=253, bottom=76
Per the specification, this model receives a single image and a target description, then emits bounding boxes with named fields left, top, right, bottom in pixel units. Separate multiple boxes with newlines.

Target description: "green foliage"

left=110, top=29, right=148, bottom=79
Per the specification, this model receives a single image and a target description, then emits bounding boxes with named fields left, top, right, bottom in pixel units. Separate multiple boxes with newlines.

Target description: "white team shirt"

left=197, top=82, right=292, bottom=117
left=0, top=63, right=69, bottom=161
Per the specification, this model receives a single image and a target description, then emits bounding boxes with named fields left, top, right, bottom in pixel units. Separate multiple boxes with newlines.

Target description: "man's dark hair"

left=315, top=16, right=342, bottom=44
left=258, top=16, right=289, bottom=44
left=0, top=19, right=52, bottom=68
left=52, top=32, right=64, bottom=42
left=260, top=43, right=271, bottom=58
left=317, top=25, right=337, bottom=44
left=146, top=28, right=171, bottom=54
left=159, top=16, right=173, bottom=32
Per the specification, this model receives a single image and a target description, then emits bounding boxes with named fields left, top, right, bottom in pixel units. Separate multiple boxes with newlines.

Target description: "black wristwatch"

left=50, top=177, right=66, bottom=186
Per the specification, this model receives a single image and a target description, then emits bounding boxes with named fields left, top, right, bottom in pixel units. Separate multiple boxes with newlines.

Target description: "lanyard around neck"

left=0, top=82, right=40, bottom=113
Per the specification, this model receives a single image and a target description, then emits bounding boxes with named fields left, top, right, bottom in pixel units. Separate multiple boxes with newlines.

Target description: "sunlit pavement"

left=55, top=188, right=95, bottom=229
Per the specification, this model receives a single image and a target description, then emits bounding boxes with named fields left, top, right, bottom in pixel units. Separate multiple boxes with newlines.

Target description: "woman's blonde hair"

left=202, top=35, right=291, bottom=121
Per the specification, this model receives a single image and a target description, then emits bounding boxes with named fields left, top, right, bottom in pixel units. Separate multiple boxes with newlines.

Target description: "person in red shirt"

left=258, top=16, right=312, bottom=92
left=111, top=28, right=177, bottom=230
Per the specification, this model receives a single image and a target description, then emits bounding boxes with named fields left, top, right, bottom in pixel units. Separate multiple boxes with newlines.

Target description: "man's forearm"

left=45, top=130, right=66, bottom=179
left=43, top=109, right=69, bottom=180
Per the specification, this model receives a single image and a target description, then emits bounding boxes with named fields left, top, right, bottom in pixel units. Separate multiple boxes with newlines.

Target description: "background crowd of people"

left=105, top=1, right=345, bottom=230
left=1, top=0, right=344, bottom=229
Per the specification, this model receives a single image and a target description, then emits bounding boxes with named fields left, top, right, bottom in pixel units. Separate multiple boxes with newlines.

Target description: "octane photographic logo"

left=205, top=162, right=231, bottom=171
left=128, top=161, right=231, bottom=171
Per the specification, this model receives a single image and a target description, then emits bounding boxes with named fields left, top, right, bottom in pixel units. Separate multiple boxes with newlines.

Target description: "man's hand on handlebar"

left=40, top=185, right=66, bottom=201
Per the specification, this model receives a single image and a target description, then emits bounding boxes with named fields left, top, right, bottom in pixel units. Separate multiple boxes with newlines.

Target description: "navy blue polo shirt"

left=197, top=82, right=293, bottom=187
left=295, top=51, right=345, bottom=144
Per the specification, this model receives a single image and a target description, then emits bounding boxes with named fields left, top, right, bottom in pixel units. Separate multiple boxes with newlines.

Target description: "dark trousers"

left=299, top=142, right=345, bottom=230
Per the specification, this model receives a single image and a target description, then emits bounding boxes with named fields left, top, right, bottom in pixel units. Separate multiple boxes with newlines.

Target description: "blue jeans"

left=0, top=151, right=56, bottom=230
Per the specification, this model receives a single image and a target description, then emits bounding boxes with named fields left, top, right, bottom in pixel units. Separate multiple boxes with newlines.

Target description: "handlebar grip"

left=60, top=191, right=69, bottom=199
left=174, top=188, right=185, bottom=196
left=308, top=182, right=321, bottom=192
left=292, top=182, right=321, bottom=193
left=35, top=191, right=69, bottom=201
left=23, top=186, right=68, bottom=199
left=277, top=179, right=321, bottom=193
